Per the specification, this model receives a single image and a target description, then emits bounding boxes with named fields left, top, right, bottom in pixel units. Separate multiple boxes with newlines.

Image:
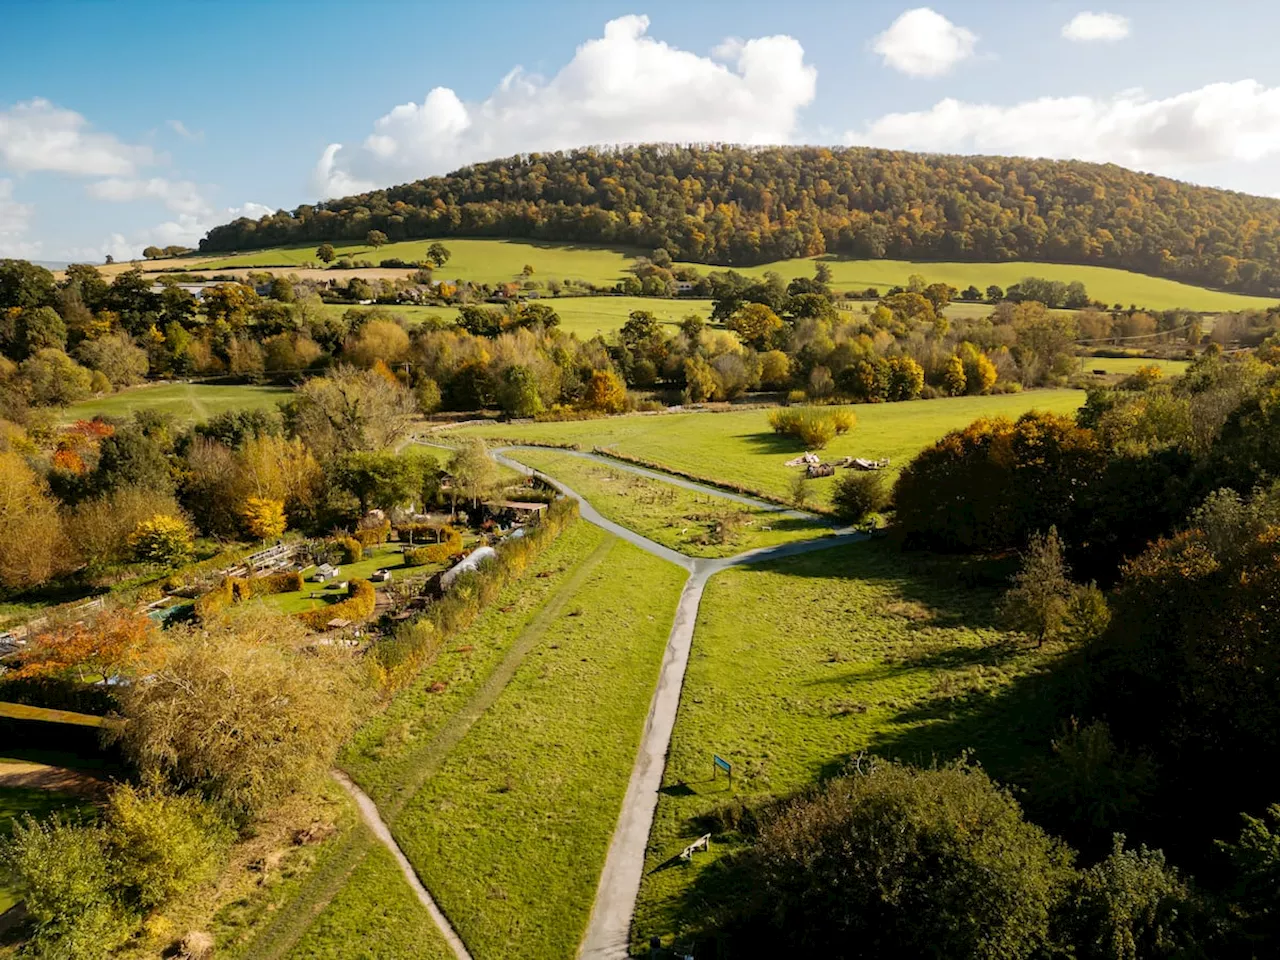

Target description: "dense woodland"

left=201, top=145, right=1280, bottom=296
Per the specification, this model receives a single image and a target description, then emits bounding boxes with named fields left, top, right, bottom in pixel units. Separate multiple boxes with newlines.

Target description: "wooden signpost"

left=713, top=753, right=732, bottom=790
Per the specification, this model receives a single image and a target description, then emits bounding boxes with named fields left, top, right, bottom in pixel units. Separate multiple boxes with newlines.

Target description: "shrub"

left=128, top=514, right=194, bottom=566
left=334, top=535, right=363, bottom=564
left=403, top=531, right=462, bottom=566
left=297, top=579, right=376, bottom=631
left=768, top=407, right=839, bottom=449
left=706, top=760, right=1074, bottom=957
left=193, top=577, right=235, bottom=621
left=831, top=471, right=890, bottom=523
left=109, top=613, right=358, bottom=818
left=253, top=569, right=304, bottom=594
left=830, top=409, right=856, bottom=435
left=353, top=520, right=391, bottom=548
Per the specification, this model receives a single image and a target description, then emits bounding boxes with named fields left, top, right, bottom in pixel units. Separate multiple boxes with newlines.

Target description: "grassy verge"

left=285, top=841, right=452, bottom=960
left=340, top=520, right=606, bottom=810
left=452, top=390, right=1086, bottom=501
left=509, top=449, right=832, bottom=557
left=632, top=541, right=1061, bottom=951
left=391, top=537, right=686, bottom=960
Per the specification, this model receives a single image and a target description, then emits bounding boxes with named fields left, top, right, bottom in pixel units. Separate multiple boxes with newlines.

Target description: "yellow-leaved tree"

left=128, top=514, right=194, bottom=565
left=241, top=497, right=286, bottom=540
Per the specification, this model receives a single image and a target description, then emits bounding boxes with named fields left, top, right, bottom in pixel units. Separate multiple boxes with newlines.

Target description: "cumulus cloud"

left=86, top=177, right=212, bottom=216
left=1062, top=11, right=1130, bottom=42
left=845, top=80, right=1280, bottom=177
left=314, top=15, right=816, bottom=198
left=225, top=201, right=274, bottom=220
left=0, top=179, right=41, bottom=258
left=871, top=8, right=977, bottom=78
left=0, top=98, right=154, bottom=176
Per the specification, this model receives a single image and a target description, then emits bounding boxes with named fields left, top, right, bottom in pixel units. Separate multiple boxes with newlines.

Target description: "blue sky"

left=4, top=0, right=1280, bottom=263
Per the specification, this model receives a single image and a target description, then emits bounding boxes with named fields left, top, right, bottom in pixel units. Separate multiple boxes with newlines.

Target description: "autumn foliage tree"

left=13, top=607, right=154, bottom=683
left=0, top=449, right=70, bottom=589
left=582, top=369, right=627, bottom=413
left=240, top=496, right=286, bottom=540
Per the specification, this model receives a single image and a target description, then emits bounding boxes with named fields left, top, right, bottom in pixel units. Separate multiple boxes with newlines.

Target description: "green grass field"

left=326, top=296, right=715, bottom=339
left=285, top=839, right=452, bottom=960
left=452, top=390, right=1086, bottom=502
left=509, top=449, right=832, bottom=557
left=386, top=527, right=686, bottom=960
left=191, top=237, right=643, bottom=285
left=180, top=237, right=1277, bottom=312
left=61, top=382, right=293, bottom=424
left=1075, top=356, right=1191, bottom=376
left=263, top=545, right=445, bottom=617
left=632, top=542, right=1058, bottom=951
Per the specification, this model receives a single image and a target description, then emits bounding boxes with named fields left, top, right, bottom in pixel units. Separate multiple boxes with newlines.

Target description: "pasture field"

left=451, top=390, right=1086, bottom=501
left=1075, top=355, right=1191, bottom=375
left=677, top=255, right=1280, bottom=313
left=61, top=382, right=293, bottom=424
left=285, top=840, right=452, bottom=960
left=389, top=531, right=685, bottom=960
left=190, top=237, right=643, bottom=285
left=326, top=296, right=716, bottom=338
left=163, top=237, right=1277, bottom=311
left=508, top=449, right=833, bottom=557
left=632, top=541, right=1058, bottom=951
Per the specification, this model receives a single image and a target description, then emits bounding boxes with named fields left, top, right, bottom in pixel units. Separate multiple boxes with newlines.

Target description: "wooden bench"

left=680, top=833, right=711, bottom=860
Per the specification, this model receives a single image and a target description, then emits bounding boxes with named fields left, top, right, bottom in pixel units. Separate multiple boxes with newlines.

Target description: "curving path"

left=333, top=771, right=473, bottom=960
left=491, top=447, right=863, bottom=959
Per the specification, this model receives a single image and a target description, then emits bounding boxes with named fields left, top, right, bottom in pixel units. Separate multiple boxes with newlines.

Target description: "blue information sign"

left=713, top=754, right=731, bottom=774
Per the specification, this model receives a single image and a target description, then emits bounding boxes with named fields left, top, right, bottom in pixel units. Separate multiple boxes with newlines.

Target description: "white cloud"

left=0, top=98, right=154, bottom=176
left=1062, top=11, right=1130, bottom=42
left=167, top=119, right=203, bottom=141
left=0, top=179, right=42, bottom=258
left=225, top=201, right=274, bottom=220
left=871, top=8, right=977, bottom=78
left=86, top=177, right=212, bottom=216
left=844, top=80, right=1280, bottom=177
left=314, top=15, right=816, bottom=198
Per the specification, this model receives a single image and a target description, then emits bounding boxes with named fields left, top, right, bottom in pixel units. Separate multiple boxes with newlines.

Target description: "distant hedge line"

left=193, top=569, right=305, bottom=620
left=298, top=579, right=376, bottom=631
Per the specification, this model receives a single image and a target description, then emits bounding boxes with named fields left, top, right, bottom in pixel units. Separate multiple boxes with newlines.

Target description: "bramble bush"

left=831, top=471, right=890, bottom=523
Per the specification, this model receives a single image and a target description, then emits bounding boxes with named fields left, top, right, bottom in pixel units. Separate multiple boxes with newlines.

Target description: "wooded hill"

left=200, top=144, right=1280, bottom=297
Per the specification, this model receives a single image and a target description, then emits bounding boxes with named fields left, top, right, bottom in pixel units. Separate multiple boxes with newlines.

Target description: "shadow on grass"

left=737, top=431, right=805, bottom=456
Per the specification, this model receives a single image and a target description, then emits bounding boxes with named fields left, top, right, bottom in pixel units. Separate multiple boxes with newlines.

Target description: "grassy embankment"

left=508, top=449, right=832, bottom=557
left=452, top=390, right=1087, bottom=502
left=632, top=541, right=1063, bottom=951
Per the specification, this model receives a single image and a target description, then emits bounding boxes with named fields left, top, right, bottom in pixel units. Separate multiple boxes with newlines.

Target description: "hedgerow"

left=297, top=579, right=376, bottom=631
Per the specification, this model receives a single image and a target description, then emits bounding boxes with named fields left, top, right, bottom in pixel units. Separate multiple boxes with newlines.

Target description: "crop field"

left=285, top=839, right=452, bottom=960
left=61, top=382, right=293, bottom=424
left=632, top=541, right=1058, bottom=951
left=451, top=390, right=1086, bottom=501
left=325, top=296, right=716, bottom=338
left=508, top=449, right=833, bottom=557
left=162, top=237, right=1278, bottom=312
left=384, top=527, right=686, bottom=960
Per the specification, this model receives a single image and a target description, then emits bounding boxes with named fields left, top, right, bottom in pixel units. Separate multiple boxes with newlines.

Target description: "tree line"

left=199, top=144, right=1280, bottom=296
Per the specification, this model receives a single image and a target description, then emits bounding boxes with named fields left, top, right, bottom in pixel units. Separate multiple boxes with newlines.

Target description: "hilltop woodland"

left=201, top=145, right=1280, bottom=297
